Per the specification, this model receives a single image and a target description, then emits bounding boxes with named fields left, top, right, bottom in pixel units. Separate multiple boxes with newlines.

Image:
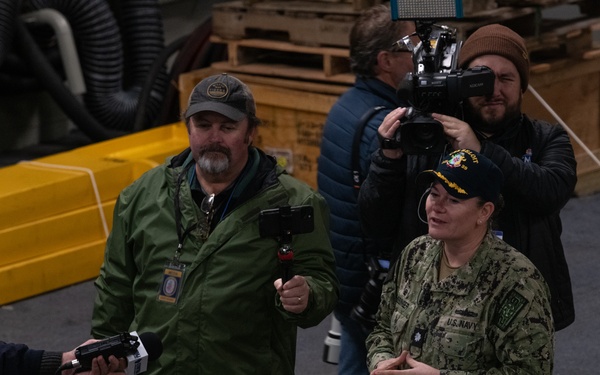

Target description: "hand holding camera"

left=377, top=107, right=409, bottom=159
left=381, top=21, right=495, bottom=155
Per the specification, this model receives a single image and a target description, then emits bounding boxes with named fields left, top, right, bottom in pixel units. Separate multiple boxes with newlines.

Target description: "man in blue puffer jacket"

left=317, top=4, right=414, bottom=374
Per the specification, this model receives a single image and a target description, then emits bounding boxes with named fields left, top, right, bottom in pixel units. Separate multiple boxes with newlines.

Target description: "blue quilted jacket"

left=317, top=77, right=405, bottom=322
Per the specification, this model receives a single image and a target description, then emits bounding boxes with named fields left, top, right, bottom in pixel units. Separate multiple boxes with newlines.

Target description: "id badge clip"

left=157, top=248, right=186, bottom=304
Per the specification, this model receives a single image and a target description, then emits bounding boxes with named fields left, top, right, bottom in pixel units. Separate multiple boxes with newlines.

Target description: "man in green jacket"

left=91, top=73, right=339, bottom=374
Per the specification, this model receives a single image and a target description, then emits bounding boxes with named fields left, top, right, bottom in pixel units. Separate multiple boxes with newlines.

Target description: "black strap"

left=351, top=106, right=387, bottom=191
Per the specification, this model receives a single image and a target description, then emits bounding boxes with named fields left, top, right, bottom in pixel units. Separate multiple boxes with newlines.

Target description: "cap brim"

left=184, top=102, right=246, bottom=121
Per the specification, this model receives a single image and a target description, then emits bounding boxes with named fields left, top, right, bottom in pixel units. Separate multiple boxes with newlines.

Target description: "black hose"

left=0, top=0, right=19, bottom=66
left=15, top=18, right=125, bottom=141
left=28, top=0, right=168, bottom=131
left=155, top=17, right=227, bottom=126
left=132, top=34, right=189, bottom=132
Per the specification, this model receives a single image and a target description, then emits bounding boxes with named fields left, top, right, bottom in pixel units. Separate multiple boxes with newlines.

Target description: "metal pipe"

left=20, top=8, right=86, bottom=95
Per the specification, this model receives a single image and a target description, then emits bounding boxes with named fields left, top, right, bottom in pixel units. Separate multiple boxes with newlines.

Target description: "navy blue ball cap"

left=420, top=149, right=504, bottom=202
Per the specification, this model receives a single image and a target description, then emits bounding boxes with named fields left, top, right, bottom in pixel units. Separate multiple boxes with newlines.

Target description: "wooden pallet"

left=209, top=35, right=354, bottom=84
left=498, top=0, right=567, bottom=6
left=496, top=0, right=592, bottom=7
left=213, top=1, right=509, bottom=48
left=212, top=1, right=358, bottom=48
left=210, top=0, right=599, bottom=82
left=526, top=16, right=600, bottom=60
left=446, top=6, right=537, bottom=39
left=242, top=0, right=384, bottom=11
left=447, top=8, right=600, bottom=61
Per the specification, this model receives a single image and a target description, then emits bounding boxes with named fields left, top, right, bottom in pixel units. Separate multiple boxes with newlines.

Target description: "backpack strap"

left=351, top=106, right=387, bottom=191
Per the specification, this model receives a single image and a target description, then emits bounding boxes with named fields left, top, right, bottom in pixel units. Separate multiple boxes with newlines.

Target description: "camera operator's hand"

left=432, top=113, right=481, bottom=152
left=274, top=275, right=310, bottom=314
left=378, top=107, right=407, bottom=159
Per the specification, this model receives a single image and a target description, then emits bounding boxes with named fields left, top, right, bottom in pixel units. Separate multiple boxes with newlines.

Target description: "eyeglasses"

left=200, top=193, right=215, bottom=240
left=390, top=35, right=414, bottom=53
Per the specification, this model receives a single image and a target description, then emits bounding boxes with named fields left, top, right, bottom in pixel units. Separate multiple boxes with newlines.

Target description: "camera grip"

left=278, top=246, right=294, bottom=284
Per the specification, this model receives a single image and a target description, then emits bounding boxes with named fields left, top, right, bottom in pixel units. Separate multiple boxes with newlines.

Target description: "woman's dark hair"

left=477, top=194, right=505, bottom=228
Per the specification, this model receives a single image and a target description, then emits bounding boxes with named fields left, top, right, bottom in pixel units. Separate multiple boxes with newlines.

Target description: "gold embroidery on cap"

left=433, top=171, right=468, bottom=196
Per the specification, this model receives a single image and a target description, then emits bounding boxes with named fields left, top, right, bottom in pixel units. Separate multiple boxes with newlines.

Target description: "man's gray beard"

left=197, top=153, right=230, bottom=175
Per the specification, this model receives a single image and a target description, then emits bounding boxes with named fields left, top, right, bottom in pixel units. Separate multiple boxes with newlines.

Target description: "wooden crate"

left=523, top=49, right=600, bottom=196
left=179, top=68, right=349, bottom=189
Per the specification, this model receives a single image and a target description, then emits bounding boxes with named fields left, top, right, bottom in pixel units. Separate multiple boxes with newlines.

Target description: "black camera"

left=74, top=332, right=139, bottom=370
left=350, top=257, right=390, bottom=333
left=395, top=21, right=495, bottom=154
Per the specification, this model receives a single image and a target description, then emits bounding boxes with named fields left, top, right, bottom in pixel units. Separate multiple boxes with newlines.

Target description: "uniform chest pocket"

left=434, top=315, right=485, bottom=368
left=390, top=296, right=416, bottom=349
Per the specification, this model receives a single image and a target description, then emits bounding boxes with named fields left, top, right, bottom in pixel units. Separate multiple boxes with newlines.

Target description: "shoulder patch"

left=495, top=290, right=527, bottom=331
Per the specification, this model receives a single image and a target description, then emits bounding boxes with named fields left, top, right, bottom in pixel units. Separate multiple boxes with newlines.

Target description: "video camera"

left=393, top=19, right=495, bottom=154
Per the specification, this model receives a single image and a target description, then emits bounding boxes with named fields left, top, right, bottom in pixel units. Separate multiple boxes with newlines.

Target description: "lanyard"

left=173, top=162, right=197, bottom=261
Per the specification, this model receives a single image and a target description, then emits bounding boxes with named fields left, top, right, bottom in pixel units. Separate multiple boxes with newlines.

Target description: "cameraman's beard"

left=197, top=144, right=232, bottom=175
left=464, top=97, right=522, bottom=136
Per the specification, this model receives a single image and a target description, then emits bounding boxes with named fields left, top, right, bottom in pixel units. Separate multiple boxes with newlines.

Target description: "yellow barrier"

left=0, top=122, right=190, bottom=305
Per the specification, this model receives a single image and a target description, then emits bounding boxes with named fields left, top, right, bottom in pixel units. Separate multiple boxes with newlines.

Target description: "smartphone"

left=259, top=205, right=314, bottom=238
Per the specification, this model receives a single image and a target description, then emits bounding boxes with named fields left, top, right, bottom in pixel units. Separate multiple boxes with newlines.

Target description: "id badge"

left=157, top=260, right=186, bottom=304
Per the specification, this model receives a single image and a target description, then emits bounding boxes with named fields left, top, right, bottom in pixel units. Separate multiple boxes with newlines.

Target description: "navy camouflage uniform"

left=367, top=233, right=554, bottom=374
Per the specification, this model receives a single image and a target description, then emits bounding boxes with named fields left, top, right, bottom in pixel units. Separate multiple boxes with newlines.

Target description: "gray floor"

left=1, top=192, right=599, bottom=374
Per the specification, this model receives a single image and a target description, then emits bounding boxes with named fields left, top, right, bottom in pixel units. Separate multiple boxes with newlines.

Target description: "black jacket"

left=0, top=342, right=62, bottom=375
left=359, top=114, right=577, bottom=330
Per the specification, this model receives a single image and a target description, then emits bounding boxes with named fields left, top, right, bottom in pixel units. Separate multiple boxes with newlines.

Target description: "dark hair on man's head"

left=349, top=4, right=414, bottom=78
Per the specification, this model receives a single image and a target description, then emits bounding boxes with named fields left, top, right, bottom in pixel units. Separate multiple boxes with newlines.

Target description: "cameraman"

left=358, top=24, right=576, bottom=331
left=317, top=4, right=414, bottom=374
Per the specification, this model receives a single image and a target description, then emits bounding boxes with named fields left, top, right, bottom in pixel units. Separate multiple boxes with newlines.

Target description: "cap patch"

left=206, top=82, right=228, bottom=99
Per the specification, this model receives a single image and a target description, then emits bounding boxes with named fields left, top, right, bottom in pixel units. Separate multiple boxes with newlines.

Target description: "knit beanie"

left=458, top=24, right=530, bottom=92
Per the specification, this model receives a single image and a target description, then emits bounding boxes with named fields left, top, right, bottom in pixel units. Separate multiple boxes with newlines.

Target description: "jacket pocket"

left=434, top=315, right=484, bottom=369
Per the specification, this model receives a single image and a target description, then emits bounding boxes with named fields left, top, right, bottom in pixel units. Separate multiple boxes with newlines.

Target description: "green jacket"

left=367, top=233, right=554, bottom=374
left=91, top=147, right=338, bottom=374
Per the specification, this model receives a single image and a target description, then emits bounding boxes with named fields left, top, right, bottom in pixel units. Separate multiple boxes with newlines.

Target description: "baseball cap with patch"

left=420, top=149, right=504, bottom=203
left=184, top=73, right=256, bottom=121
